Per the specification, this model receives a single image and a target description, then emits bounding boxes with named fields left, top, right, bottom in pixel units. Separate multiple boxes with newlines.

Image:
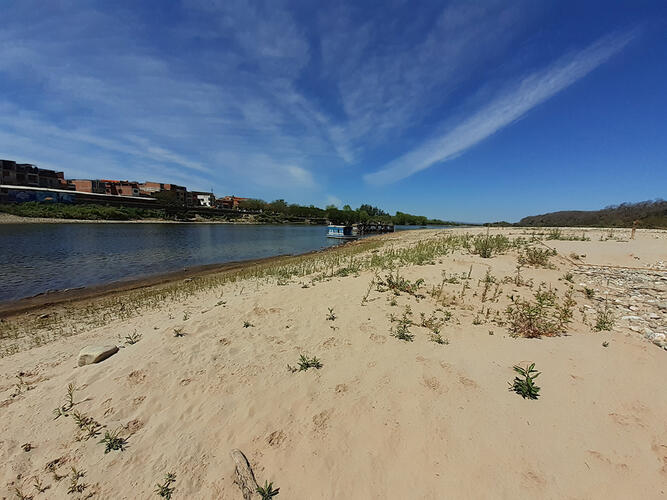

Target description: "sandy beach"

left=1, top=227, right=666, bottom=499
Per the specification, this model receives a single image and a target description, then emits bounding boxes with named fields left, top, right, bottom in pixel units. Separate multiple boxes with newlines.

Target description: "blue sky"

left=1, top=0, right=665, bottom=222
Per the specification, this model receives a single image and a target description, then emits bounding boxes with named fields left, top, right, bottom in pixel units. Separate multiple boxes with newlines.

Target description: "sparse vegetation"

left=99, top=428, right=127, bottom=453
left=518, top=247, right=554, bottom=268
left=13, top=486, right=31, bottom=500
left=594, top=302, right=615, bottom=331
left=429, top=333, right=449, bottom=345
left=257, top=480, right=280, bottom=499
left=243, top=321, right=254, bottom=328
left=288, top=355, right=323, bottom=372
left=505, top=286, right=576, bottom=338
left=584, top=287, right=595, bottom=299
left=33, top=477, right=49, bottom=494
left=469, top=232, right=512, bottom=258
left=67, top=467, right=86, bottom=495
left=173, top=327, right=186, bottom=337
left=377, top=270, right=424, bottom=296
left=510, top=363, right=541, bottom=400
left=390, top=306, right=414, bottom=341
left=124, top=330, right=142, bottom=344
left=155, top=472, right=177, bottom=499
left=53, top=383, right=77, bottom=419
left=326, top=307, right=336, bottom=321
left=72, top=410, right=103, bottom=440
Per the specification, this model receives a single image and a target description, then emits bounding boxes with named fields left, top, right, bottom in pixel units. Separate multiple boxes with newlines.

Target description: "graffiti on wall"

left=2, top=189, right=76, bottom=204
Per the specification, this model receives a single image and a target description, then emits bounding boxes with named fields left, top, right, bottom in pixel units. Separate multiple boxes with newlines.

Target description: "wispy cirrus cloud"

left=364, top=29, right=637, bottom=185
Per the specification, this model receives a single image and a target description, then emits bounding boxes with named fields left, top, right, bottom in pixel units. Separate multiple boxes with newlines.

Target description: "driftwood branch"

left=230, top=449, right=261, bottom=500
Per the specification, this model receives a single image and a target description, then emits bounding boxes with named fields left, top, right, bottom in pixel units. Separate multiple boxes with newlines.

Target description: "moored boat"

left=326, top=225, right=358, bottom=239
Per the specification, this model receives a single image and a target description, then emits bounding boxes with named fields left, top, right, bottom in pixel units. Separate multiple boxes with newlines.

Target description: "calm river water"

left=0, top=223, right=440, bottom=303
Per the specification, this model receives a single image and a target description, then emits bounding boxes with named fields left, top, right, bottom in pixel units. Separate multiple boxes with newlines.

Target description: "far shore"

left=0, top=212, right=292, bottom=225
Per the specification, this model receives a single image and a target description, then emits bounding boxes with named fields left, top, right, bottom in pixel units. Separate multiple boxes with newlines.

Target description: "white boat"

left=326, top=225, right=358, bottom=239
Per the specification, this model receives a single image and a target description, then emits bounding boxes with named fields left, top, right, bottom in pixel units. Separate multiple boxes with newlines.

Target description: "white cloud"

left=326, top=195, right=342, bottom=208
left=364, top=30, right=636, bottom=185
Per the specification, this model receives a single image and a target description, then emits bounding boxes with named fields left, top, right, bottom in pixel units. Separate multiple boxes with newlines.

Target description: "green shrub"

left=510, top=363, right=541, bottom=399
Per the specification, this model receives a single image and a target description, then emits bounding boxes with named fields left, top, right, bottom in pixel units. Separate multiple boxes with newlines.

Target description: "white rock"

left=621, top=315, right=642, bottom=321
left=652, top=333, right=666, bottom=342
left=78, top=345, right=119, bottom=367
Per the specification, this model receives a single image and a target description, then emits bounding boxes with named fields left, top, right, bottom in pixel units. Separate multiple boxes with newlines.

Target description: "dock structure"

left=356, top=222, right=394, bottom=234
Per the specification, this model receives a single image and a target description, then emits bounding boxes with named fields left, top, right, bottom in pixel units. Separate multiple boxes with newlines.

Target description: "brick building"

left=1, top=159, right=72, bottom=190
left=217, top=196, right=248, bottom=209
left=139, top=181, right=188, bottom=205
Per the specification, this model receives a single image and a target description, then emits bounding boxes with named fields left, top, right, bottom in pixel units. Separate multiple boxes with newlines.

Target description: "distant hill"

left=517, top=199, right=667, bottom=228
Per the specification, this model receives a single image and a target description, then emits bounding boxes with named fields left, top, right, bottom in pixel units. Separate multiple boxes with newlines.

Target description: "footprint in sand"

left=267, top=430, right=286, bottom=447
left=335, top=383, right=348, bottom=394
left=312, top=409, right=333, bottom=433
left=422, top=375, right=442, bottom=393
left=458, top=376, right=478, bottom=389
left=369, top=333, right=386, bottom=344
left=127, top=370, right=147, bottom=385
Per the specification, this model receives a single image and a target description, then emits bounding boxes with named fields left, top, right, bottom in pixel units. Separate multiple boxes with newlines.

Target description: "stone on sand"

left=78, top=345, right=119, bottom=367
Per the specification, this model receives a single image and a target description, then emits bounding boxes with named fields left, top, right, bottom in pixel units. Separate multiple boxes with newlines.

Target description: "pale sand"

left=1, top=227, right=666, bottom=499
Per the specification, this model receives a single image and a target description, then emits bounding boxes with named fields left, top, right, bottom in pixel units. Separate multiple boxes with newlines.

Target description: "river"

left=0, top=223, right=442, bottom=303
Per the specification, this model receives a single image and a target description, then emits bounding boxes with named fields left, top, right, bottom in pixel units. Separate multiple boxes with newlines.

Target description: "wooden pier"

left=355, top=222, right=394, bottom=234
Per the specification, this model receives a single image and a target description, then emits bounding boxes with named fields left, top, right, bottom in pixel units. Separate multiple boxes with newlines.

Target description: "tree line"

left=238, top=199, right=457, bottom=226
left=516, top=199, right=666, bottom=228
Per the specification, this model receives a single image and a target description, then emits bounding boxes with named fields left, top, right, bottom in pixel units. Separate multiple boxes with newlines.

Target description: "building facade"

left=217, top=196, right=248, bottom=209
left=1, top=159, right=72, bottom=190
left=192, top=191, right=215, bottom=207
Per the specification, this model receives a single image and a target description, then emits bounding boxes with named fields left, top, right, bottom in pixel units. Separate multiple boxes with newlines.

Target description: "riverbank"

left=1, top=227, right=666, bottom=498
left=0, top=212, right=278, bottom=224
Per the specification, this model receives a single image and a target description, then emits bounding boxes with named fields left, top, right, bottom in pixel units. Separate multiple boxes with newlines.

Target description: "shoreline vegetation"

left=0, top=201, right=460, bottom=226
left=1, top=198, right=664, bottom=228
left=1, top=226, right=666, bottom=498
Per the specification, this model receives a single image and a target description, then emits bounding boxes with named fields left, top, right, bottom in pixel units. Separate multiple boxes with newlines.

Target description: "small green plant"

left=243, top=321, right=254, bottom=328
left=378, top=270, right=424, bottom=296
left=390, top=307, right=414, bottom=342
left=361, top=275, right=377, bottom=305
left=53, top=383, right=77, bottom=419
left=99, top=428, right=127, bottom=453
left=584, top=287, right=595, bottom=299
left=510, top=363, right=541, bottom=399
left=72, top=410, right=103, bottom=440
left=257, top=480, right=280, bottom=499
left=13, top=486, right=31, bottom=500
left=420, top=312, right=444, bottom=333
left=563, top=272, right=573, bottom=283
left=594, top=302, right=615, bottom=331
left=518, top=247, right=553, bottom=268
left=124, top=330, right=142, bottom=345
left=183, top=312, right=190, bottom=321
left=155, top=472, right=176, bottom=499
left=505, top=285, right=575, bottom=338
left=602, top=341, right=609, bottom=348
left=34, top=477, right=49, bottom=493
left=288, top=355, right=323, bottom=372
left=469, top=231, right=511, bottom=258
left=326, top=307, right=336, bottom=321
left=173, top=327, right=185, bottom=337
left=67, top=467, right=86, bottom=494
left=430, top=333, right=449, bottom=345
